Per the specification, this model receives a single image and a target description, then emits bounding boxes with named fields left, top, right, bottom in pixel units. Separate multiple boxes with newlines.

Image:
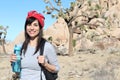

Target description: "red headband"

left=26, top=10, right=45, bottom=28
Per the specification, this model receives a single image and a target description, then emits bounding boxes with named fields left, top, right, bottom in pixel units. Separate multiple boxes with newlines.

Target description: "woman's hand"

left=37, top=56, right=56, bottom=72
left=37, top=56, right=46, bottom=66
left=10, top=54, right=17, bottom=62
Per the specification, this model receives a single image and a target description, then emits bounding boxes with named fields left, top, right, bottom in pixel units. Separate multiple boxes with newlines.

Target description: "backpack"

left=39, top=38, right=58, bottom=80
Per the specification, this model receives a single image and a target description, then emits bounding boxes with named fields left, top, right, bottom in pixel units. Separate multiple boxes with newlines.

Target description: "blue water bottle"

left=12, top=45, right=21, bottom=72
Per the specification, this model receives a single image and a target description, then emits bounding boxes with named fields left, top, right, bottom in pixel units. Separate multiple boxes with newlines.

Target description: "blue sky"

left=0, top=0, right=75, bottom=41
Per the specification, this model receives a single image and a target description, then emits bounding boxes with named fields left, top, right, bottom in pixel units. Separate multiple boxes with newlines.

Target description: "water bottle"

left=12, top=45, right=21, bottom=72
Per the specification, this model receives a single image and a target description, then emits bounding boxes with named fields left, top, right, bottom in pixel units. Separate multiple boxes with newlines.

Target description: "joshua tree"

left=43, top=0, right=82, bottom=56
left=42, top=0, right=111, bottom=56
left=0, top=25, right=8, bottom=54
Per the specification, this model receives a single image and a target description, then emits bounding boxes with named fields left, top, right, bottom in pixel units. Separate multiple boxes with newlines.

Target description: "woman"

left=10, top=10, right=60, bottom=80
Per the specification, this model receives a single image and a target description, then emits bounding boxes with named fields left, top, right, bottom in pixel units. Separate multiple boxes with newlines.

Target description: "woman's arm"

left=38, top=42, right=60, bottom=73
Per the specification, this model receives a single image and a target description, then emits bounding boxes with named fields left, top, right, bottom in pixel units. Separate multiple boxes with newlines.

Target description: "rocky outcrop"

left=44, top=18, right=69, bottom=47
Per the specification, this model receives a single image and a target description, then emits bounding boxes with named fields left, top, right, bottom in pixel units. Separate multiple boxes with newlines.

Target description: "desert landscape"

left=1, top=0, right=120, bottom=80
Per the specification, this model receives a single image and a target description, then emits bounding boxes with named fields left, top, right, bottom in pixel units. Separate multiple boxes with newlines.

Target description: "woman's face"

left=26, top=20, right=40, bottom=39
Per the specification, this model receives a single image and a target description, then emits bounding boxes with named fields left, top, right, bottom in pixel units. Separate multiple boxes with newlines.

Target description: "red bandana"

left=27, top=10, right=45, bottom=28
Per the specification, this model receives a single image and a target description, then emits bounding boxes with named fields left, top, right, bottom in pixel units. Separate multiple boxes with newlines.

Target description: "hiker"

left=10, top=10, right=60, bottom=80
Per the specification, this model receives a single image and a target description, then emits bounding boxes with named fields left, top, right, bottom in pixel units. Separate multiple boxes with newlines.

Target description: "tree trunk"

left=68, top=25, right=73, bottom=56
left=2, top=39, right=6, bottom=54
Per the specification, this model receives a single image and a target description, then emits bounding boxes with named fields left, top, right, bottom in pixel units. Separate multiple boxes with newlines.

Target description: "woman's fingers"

left=10, top=54, right=17, bottom=62
left=37, top=56, right=45, bottom=64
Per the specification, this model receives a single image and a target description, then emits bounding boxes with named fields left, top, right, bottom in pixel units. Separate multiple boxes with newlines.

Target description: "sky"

left=0, top=0, right=75, bottom=41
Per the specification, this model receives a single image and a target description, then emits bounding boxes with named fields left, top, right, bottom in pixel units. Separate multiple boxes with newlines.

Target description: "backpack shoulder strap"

left=40, top=38, right=46, bottom=55
left=39, top=38, right=46, bottom=80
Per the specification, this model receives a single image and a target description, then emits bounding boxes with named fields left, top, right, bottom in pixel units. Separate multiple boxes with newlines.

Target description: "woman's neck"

left=29, top=37, right=38, bottom=47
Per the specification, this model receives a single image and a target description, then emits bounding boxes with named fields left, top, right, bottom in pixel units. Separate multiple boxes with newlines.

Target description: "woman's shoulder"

left=45, top=41, right=52, bottom=47
left=42, top=38, right=52, bottom=46
left=44, top=40, right=54, bottom=49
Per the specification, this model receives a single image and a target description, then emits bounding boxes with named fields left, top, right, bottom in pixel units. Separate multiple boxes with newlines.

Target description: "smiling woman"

left=10, top=10, right=60, bottom=80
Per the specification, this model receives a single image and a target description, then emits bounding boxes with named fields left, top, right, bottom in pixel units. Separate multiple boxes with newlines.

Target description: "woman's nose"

left=30, top=25, right=34, bottom=29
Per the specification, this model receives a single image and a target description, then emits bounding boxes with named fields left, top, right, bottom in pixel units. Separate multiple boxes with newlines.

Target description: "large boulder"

left=44, top=17, right=69, bottom=47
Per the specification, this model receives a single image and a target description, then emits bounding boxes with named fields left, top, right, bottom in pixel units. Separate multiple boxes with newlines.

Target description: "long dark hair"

left=21, top=17, right=45, bottom=55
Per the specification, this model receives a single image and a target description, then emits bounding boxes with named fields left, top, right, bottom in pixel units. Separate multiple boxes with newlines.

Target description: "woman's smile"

left=29, top=31, right=36, bottom=34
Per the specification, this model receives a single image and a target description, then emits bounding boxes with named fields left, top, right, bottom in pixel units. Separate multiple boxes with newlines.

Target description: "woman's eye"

left=34, top=24, right=38, bottom=26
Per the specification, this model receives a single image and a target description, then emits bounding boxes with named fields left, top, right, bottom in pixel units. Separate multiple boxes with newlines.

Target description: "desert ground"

left=0, top=53, right=120, bottom=80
